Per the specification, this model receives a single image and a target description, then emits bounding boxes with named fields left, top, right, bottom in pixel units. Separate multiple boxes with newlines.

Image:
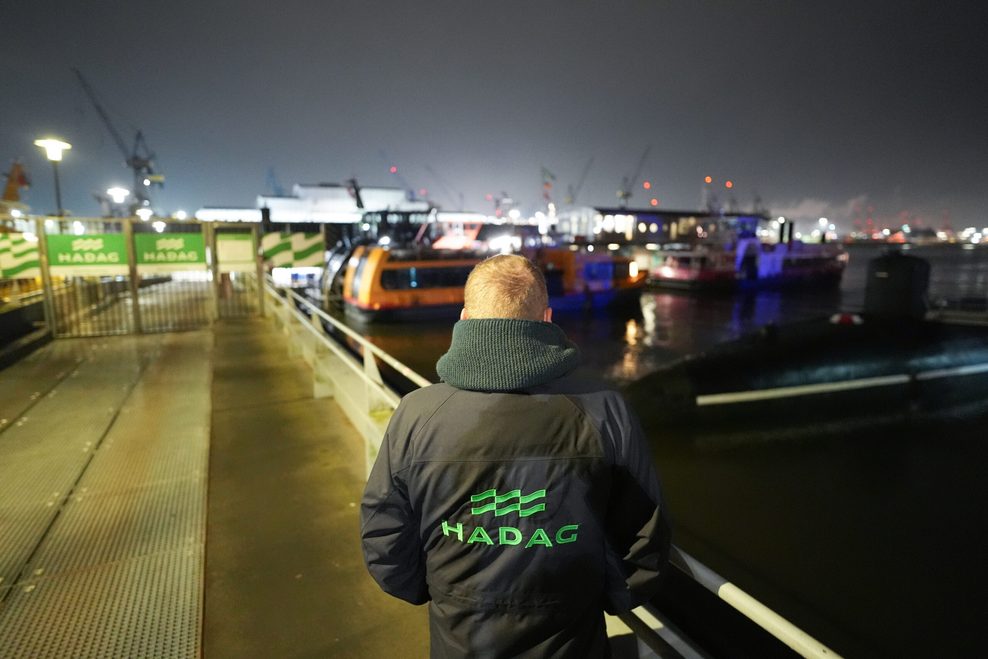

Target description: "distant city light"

left=10, top=209, right=22, bottom=218
left=649, top=223, right=659, bottom=233
left=650, top=198, right=658, bottom=207
left=642, top=181, right=651, bottom=190
left=587, top=245, right=594, bottom=252
left=136, top=208, right=153, bottom=221
left=173, top=210, right=188, bottom=220
left=142, top=178, right=151, bottom=186
left=508, top=209, right=522, bottom=220
left=152, top=220, right=167, bottom=233
left=818, top=217, right=828, bottom=226
left=725, top=180, right=734, bottom=189
left=638, top=222, right=647, bottom=233
left=72, top=220, right=85, bottom=235
left=704, top=175, right=712, bottom=184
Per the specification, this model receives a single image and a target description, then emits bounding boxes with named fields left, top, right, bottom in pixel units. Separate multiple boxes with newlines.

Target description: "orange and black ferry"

left=341, top=244, right=646, bottom=321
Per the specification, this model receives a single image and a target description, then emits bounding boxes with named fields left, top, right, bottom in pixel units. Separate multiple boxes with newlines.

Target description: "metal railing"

left=262, top=282, right=842, bottom=659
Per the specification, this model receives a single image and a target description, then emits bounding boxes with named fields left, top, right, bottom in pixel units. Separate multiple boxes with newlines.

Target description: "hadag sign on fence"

left=135, top=233, right=207, bottom=273
left=47, top=234, right=129, bottom=276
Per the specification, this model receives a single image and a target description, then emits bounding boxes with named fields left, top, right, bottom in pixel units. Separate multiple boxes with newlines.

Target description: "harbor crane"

left=616, top=146, right=651, bottom=208
left=424, top=165, right=464, bottom=211
left=72, top=68, right=163, bottom=210
left=564, top=156, right=594, bottom=205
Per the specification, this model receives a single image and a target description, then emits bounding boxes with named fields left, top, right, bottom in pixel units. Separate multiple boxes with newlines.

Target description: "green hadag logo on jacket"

left=442, top=488, right=578, bottom=549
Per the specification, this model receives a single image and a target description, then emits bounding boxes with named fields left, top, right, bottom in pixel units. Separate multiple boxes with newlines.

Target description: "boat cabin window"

left=350, top=253, right=369, bottom=298
left=380, top=265, right=474, bottom=290
left=583, top=261, right=615, bottom=281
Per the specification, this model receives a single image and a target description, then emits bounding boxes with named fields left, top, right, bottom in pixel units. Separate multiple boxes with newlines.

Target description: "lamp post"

left=33, top=138, right=72, bottom=217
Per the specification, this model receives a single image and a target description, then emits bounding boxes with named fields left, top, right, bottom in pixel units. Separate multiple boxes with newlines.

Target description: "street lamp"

left=33, top=138, right=72, bottom=216
left=107, top=187, right=130, bottom=205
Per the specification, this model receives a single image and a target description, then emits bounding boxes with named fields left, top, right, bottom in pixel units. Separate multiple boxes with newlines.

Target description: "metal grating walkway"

left=0, top=331, right=211, bottom=658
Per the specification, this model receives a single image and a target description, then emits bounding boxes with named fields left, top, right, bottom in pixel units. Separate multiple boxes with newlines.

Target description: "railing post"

left=35, top=217, right=58, bottom=337
left=254, top=223, right=265, bottom=317
left=206, top=223, right=220, bottom=321
left=313, top=346, right=335, bottom=400
left=122, top=218, right=142, bottom=334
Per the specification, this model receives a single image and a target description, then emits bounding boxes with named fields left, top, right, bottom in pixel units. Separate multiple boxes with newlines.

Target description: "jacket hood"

left=435, top=318, right=580, bottom=392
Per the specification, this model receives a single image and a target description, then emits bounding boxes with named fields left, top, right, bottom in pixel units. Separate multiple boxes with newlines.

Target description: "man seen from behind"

left=361, top=254, right=670, bottom=658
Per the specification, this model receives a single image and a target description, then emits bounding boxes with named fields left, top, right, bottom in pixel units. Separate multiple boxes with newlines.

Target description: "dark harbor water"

left=341, top=244, right=988, bottom=657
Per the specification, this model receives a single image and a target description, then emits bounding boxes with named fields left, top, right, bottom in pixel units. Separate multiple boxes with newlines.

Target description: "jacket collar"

left=435, top=318, right=580, bottom=392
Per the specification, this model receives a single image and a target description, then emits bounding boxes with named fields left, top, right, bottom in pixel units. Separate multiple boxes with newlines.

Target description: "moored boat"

left=641, top=237, right=848, bottom=290
left=341, top=244, right=646, bottom=321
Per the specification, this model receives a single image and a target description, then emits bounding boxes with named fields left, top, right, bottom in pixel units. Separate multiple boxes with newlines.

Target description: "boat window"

left=583, top=262, right=614, bottom=281
left=350, top=253, right=369, bottom=299
left=380, top=266, right=474, bottom=290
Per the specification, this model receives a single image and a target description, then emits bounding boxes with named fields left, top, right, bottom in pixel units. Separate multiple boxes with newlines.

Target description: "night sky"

left=3, top=1, right=987, bottom=230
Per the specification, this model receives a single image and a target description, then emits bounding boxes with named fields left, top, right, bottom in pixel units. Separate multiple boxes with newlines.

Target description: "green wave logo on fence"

left=470, top=488, right=546, bottom=518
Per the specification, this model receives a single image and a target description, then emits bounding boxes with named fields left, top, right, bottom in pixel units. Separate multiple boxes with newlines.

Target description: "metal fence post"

left=122, top=218, right=142, bottom=333
left=253, top=223, right=265, bottom=317
left=206, top=223, right=221, bottom=321
left=35, top=217, right=58, bottom=336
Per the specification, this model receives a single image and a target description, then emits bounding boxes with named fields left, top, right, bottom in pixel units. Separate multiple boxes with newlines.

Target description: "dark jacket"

left=361, top=319, right=670, bottom=658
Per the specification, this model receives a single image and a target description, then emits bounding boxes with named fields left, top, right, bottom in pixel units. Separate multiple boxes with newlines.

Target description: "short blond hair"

left=464, top=254, right=548, bottom=320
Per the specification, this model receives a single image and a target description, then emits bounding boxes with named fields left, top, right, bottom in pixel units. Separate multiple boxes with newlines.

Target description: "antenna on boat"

left=345, top=178, right=365, bottom=209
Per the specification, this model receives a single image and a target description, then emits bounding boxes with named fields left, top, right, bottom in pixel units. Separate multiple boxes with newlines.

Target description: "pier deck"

left=0, top=317, right=645, bottom=657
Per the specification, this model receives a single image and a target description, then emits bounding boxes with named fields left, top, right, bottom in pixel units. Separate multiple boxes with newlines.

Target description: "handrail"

left=263, top=282, right=842, bottom=659
left=671, top=547, right=840, bottom=658
left=278, top=285, right=433, bottom=389
left=264, top=282, right=402, bottom=408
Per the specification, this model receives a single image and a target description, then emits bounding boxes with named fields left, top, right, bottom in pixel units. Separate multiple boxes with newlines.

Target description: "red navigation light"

left=725, top=180, right=734, bottom=189
left=418, top=188, right=428, bottom=196
left=642, top=181, right=651, bottom=190
left=650, top=198, right=659, bottom=207
left=704, top=175, right=713, bottom=184
left=389, top=166, right=398, bottom=174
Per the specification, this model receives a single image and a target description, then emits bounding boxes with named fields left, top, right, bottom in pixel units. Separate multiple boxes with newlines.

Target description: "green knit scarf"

left=435, top=318, right=581, bottom=392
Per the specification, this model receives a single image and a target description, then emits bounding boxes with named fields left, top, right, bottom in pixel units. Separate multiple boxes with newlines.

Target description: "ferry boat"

left=642, top=236, right=847, bottom=289
left=341, top=244, right=646, bottom=321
